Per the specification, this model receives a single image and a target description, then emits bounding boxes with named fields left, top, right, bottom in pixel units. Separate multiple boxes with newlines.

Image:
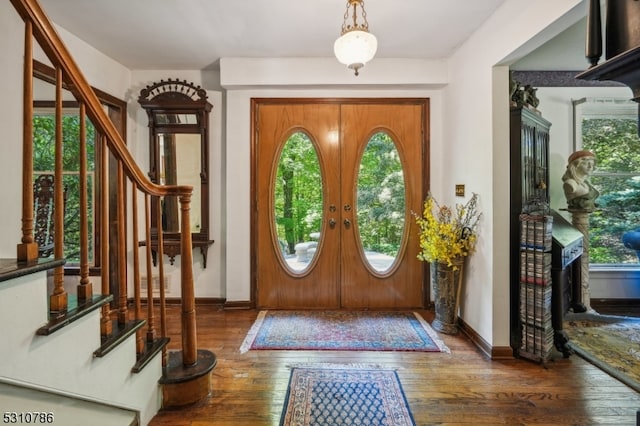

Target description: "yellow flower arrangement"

left=413, top=192, right=481, bottom=269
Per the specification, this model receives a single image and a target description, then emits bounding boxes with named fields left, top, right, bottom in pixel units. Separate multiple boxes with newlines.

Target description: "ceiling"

left=36, top=0, right=592, bottom=73
left=37, top=0, right=521, bottom=71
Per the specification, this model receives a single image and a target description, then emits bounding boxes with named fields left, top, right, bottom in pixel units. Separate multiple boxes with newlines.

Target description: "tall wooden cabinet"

left=509, top=107, right=551, bottom=353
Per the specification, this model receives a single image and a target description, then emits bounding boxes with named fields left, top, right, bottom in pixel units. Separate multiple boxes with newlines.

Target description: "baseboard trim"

left=222, top=300, right=253, bottom=310
left=133, top=297, right=226, bottom=306
left=195, top=297, right=226, bottom=306
left=491, top=345, right=516, bottom=360
left=458, top=318, right=514, bottom=360
left=135, top=298, right=250, bottom=308
left=591, top=298, right=640, bottom=310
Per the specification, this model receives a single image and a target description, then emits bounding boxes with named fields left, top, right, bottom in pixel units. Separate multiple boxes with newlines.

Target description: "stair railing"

left=10, top=0, right=200, bottom=370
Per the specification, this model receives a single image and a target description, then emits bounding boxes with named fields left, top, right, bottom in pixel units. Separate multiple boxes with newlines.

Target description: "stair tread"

left=0, top=382, right=137, bottom=426
left=94, top=319, right=146, bottom=358
left=0, top=258, right=65, bottom=284
left=37, top=295, right=113, bottom=336
left=133, top=337, right=170, bottom=373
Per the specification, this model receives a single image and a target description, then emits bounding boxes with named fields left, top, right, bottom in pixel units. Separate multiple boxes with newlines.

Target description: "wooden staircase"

left=0, top=260, right=160, bottom=424
left=1, top=0, right=217, bottom=423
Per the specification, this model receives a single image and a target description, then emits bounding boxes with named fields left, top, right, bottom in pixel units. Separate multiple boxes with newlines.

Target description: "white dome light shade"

left=334, top=30, right=378, bottom=75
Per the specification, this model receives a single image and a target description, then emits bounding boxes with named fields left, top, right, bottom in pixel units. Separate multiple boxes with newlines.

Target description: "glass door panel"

left=356, top=131, right=405, bottom=273
left=273, top=131, right=323, bottom=273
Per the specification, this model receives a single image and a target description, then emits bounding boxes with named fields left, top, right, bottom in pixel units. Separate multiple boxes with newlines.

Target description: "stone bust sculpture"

left=562, top=150, right=599, bottom=211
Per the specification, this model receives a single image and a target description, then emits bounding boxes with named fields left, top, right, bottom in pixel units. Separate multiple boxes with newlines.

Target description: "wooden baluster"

left=156, top=197, right=167, bottom=343
left=50, top=66, right=66, bottom=315
left=18, top=20, right=38, bottom=262
left=117, top=162, right=127, bottom=326
left=131, top=181, right=143, bottom=354
left=144, top=194, right=156, bottom=343
left=179, top=193, right=197, bottom=366
left=77, top=102, right=92, bottom=301
left=100, top=135, right=112, bottom=336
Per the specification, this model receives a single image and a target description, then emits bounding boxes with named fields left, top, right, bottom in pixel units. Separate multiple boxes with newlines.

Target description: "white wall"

left=0, top=2, right=26, bottom=257
left=46, top=26, right=130, bottom=99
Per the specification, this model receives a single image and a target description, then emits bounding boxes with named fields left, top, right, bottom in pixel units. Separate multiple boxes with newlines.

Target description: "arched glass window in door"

left=273, top=131, right=323, bottom=273
left=356, top=131, right=406, bottom=273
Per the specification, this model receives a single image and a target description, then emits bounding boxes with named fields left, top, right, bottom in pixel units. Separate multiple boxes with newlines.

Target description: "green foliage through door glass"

left=356, top=132, right=405, bottom=272
left=274, top=131, right=323, bottom=272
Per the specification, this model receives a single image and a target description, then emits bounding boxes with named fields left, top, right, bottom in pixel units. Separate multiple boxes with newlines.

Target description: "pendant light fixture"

left=333, top=0, right=377, bottom=76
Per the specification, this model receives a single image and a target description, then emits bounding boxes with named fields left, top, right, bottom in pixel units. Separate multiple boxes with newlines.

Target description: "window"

left=33, top=109, right=96, bottom=264
left=574, top=97, right=640, bottom=266
left=32, top=60, right=128, bottom=276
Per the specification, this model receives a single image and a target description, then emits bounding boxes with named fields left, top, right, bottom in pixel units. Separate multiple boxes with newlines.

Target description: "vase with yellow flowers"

left=414, top=192, right=481, bottom=334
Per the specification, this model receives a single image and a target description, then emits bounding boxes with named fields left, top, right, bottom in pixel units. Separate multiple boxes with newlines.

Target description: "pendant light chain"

left=341, top=0, right=370, bottom=34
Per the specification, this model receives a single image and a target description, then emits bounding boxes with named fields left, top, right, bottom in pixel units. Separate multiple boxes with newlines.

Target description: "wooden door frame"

left=250, top=97, right=431, bottom=308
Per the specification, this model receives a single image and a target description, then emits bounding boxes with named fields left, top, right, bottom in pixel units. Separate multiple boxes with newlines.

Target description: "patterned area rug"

left=240, top=310, right=449, bottom=353
left=564, top=313, right=640, bottom=392
left=280, top=366, right=415, bottom=426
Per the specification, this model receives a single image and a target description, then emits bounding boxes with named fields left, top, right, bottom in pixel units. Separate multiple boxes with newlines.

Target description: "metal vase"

left=431, top=258, right=465, bottom=334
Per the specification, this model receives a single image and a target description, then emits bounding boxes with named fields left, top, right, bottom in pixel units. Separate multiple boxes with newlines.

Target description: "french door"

left=253, top=99, right=429, bottom=309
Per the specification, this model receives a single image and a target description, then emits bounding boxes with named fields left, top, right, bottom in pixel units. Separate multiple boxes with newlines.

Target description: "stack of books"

left=519, top=250, right=552, bottom=285
left=518, top=213, right=554, bottom=363
left=519, top=283, right=552, bottom=328
left=520, top=323, right=554, bottom=357
left=519, top=213, right=553, bottom=251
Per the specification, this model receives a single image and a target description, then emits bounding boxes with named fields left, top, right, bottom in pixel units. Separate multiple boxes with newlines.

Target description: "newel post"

left=179, top=193, right=197, bottom=366
left=161, top=192, right=217, bottom=408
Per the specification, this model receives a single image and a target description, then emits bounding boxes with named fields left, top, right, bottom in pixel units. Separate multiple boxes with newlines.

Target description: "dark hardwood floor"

left=148, top=306, right=640, bottom=425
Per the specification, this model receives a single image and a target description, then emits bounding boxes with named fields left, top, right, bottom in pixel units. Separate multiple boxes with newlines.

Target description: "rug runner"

left=280, top=366, right=415, bottom=426
left=564, top=312, right=640, bottom=392
left=240, top=310, right=449, bottom=353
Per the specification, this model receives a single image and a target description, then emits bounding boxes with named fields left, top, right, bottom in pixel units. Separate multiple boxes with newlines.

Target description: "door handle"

left=329, top=218, right=336, bottom=228
left=344, top=218, right=351, bottom=228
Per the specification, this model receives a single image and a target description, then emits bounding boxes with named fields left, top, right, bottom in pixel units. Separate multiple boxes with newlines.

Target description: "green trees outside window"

left=356, top=131, right=404, bottom=270
left=33, top=113, right=96, bottom=264
left=576, top=98, right=640, bottom=265
left=274, top=132, right=322, bottom=260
